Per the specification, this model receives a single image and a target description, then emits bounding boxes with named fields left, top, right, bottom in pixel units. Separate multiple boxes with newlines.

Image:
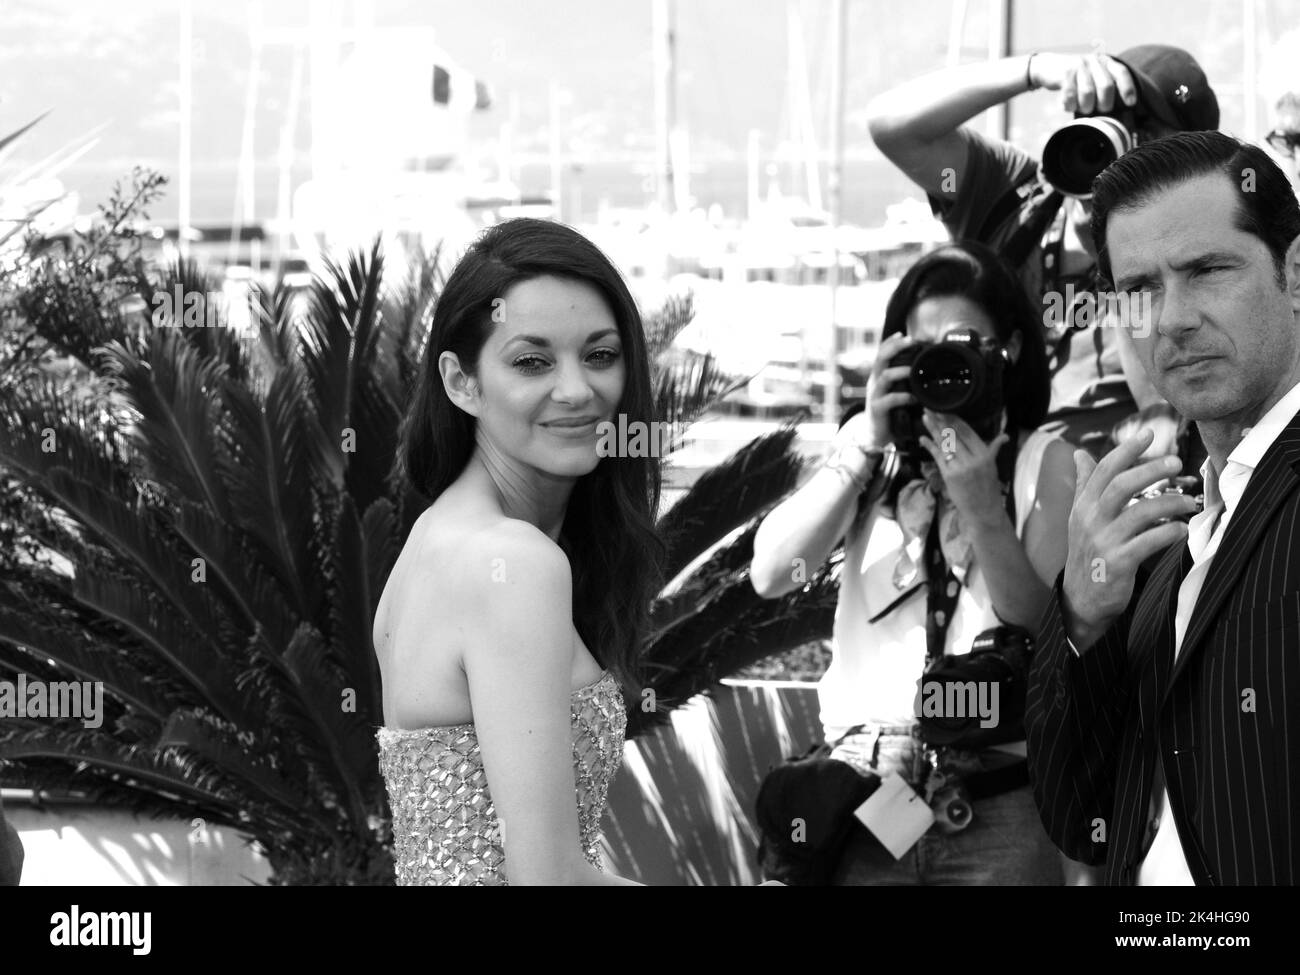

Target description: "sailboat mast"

left=178, top=0, right=192, bottom=258
left=652, top=0, right=677, bottom=212
left=987, top=0, right=1012, bottom=141
left=826, top=0, right=847, bottom=423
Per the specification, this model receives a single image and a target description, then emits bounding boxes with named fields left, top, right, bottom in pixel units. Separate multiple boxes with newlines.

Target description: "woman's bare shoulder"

left=1037, top=435, right=1078, bottom=482
left=388, top=510, right=573, bottom=634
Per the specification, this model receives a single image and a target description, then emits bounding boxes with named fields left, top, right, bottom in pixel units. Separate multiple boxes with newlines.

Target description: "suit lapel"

left=1165, top=412, right=1300, bottom=697
left=1153, top=545, right=1193, bottom=711
left=1133, top=543, right=1191, bottom=730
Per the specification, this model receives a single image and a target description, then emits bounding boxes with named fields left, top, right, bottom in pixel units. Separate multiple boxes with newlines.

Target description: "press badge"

left=853, top=771, right=935, bottom=859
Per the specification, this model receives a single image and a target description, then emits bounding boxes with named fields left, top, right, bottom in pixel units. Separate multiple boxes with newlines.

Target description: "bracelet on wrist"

left=825, top=459, right=868, bottom=492
left=1025, top=52, right=1039, bottom=91
left=823, top=444, right=881, bottom=493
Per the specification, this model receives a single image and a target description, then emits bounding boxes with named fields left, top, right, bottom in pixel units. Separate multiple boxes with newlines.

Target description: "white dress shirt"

left=1137, top=379, right=1300, bottom=885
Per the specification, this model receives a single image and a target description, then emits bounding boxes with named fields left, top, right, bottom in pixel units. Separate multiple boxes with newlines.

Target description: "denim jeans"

left=828, top=725, right=1063, bottom=886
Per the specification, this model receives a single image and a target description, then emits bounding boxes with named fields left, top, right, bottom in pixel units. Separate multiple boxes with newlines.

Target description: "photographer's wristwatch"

left=823, top=442, right=882, bottom=492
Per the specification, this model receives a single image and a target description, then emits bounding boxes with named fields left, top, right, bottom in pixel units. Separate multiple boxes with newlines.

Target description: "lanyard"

left=920, top=434, right=1020, bottom=666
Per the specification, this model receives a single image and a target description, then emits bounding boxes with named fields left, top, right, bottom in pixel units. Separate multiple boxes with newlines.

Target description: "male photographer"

left=1027, top=131, right=1300, bottom=884
left=1258, top=29, right=1300, bottom=196
left=1261, top=29, right=1300, bottom=195
left=866, top=44, right=1219, bottom=462
left=1266, top=92, right=1300, bottom=194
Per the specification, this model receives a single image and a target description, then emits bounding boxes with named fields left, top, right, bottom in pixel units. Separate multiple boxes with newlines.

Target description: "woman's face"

left=457, top=274, right=627, bottom=480
left=905, top=293, right=1002, bottom=347
left=905, top=293, right=1025, bottom=364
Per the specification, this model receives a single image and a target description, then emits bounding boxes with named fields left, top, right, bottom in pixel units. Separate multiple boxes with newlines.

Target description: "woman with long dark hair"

left=373, top=218, right=664, bottom=885
left=752, top=241, right=1075, bottom=884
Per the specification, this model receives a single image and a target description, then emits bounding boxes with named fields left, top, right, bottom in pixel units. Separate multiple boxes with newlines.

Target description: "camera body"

left=916, top=625, right=1033, bottom=750
left=886, top=330, right=1010, bottom=460
left=1041, top=108, right=1140, bottom=199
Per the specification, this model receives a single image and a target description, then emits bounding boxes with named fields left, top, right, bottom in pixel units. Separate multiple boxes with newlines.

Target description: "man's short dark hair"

left=1091, top=131, right=1300, bottom=288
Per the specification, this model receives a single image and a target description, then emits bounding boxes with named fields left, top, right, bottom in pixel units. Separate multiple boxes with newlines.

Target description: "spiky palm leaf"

left=0, top=225, right=418, bottom=883
left=656, top=422, right=805, bottom=583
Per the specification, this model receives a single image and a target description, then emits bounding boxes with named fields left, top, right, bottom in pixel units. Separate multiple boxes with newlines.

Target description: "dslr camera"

left=887, top=330, right=1010, bottom=460
left=1041, top=107, right=1141, bottom=199
left=916, top=625, right=1033, bottom=750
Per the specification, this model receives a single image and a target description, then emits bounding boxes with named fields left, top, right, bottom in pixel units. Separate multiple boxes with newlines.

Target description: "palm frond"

left=0, top=595, right=174, bottom=723
left=325, top=495, right=392, bottom=722
left=630, top=556, right=839, bottom=737
left=643, top=292, right=696, bottom=358
left=98, top=331, right=231, bottom=520
left=299, top=238, right=388, bottom=499
left=653, top=345, right=749, bottom=433
left=216, top=365, right=323, bottom=621
left=657, top=423, right=806, bottom=581
left=0, top=111, right=50, bottom=157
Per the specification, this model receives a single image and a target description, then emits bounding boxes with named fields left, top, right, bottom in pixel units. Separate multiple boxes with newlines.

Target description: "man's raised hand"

left=1061, top=430, right=1198, bottom=651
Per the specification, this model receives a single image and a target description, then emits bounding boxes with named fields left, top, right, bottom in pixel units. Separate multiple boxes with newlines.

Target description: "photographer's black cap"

left=1111, top=44, right=1219, bottom=132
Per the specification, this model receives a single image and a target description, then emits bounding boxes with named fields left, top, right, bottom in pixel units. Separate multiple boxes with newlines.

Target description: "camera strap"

left=921, top=435, right=1019, bottom=668
left=979, top=174, right=1109, bottom=381
left=975, top=177, right=1064, bottom=277
left=922, top=513, right=962, bottom=669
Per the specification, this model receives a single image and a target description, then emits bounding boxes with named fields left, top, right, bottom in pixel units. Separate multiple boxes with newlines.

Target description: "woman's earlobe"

left=1006, top=330, right=1024, bottom=364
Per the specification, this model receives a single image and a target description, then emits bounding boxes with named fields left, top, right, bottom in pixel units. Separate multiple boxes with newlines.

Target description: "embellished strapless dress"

left=375, top=671, right=626, bottom=885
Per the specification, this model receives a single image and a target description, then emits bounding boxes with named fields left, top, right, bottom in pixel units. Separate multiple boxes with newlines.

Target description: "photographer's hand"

left=862, top=333, right=917, bottom=450
left=918, top=412, right=1053, bottom=629
left=919, top=411, right=1007, bottom=525
left=1027, top=50, right=1138, bottom=116
left=1061, top=430, right=1197, bottom=652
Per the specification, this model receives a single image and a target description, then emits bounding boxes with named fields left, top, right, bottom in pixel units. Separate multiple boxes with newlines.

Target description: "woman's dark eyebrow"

left=504, top=329, right=619, bottom=348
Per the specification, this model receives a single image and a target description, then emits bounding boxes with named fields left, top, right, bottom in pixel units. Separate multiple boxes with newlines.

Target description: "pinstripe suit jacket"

left=1026, top=409, right=1300, bottom=885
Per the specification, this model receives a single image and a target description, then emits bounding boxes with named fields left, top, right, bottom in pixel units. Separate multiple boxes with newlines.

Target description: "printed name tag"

left=853, top=772, right=935, bottom=859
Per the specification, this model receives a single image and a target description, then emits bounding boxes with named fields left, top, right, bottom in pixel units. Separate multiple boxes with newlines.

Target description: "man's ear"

left=438, top=351, right=481, bottom=417
left=1286, top=233, right=1300, bottom=312
left=1004, top=329, right=1023, bottom=364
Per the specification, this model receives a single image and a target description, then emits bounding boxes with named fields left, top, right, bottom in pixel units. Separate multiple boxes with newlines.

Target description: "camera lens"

left=1042, top=117, right=1134, bottom=198
left=910, top=342, right=981, bottom=412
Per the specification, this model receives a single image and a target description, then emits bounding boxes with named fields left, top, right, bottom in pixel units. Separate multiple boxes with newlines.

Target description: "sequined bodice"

left=375, top=671, right=626, bottom=886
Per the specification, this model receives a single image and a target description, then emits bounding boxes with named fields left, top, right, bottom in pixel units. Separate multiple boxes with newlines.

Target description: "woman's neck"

left=465, top=446, right=574, bottom=541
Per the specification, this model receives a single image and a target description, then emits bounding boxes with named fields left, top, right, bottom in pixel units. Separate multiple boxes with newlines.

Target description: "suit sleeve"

left=1026, top=573, right=1136, bottom=866
left=0, top=796, right=23, bottom=886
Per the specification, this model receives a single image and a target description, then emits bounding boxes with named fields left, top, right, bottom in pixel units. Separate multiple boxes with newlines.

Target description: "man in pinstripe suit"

left=1027, top=131, right=1300, bottom=885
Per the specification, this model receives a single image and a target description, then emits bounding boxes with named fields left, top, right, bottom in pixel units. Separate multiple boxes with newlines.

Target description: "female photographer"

left=752, top=241, right=1076, bottom=884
